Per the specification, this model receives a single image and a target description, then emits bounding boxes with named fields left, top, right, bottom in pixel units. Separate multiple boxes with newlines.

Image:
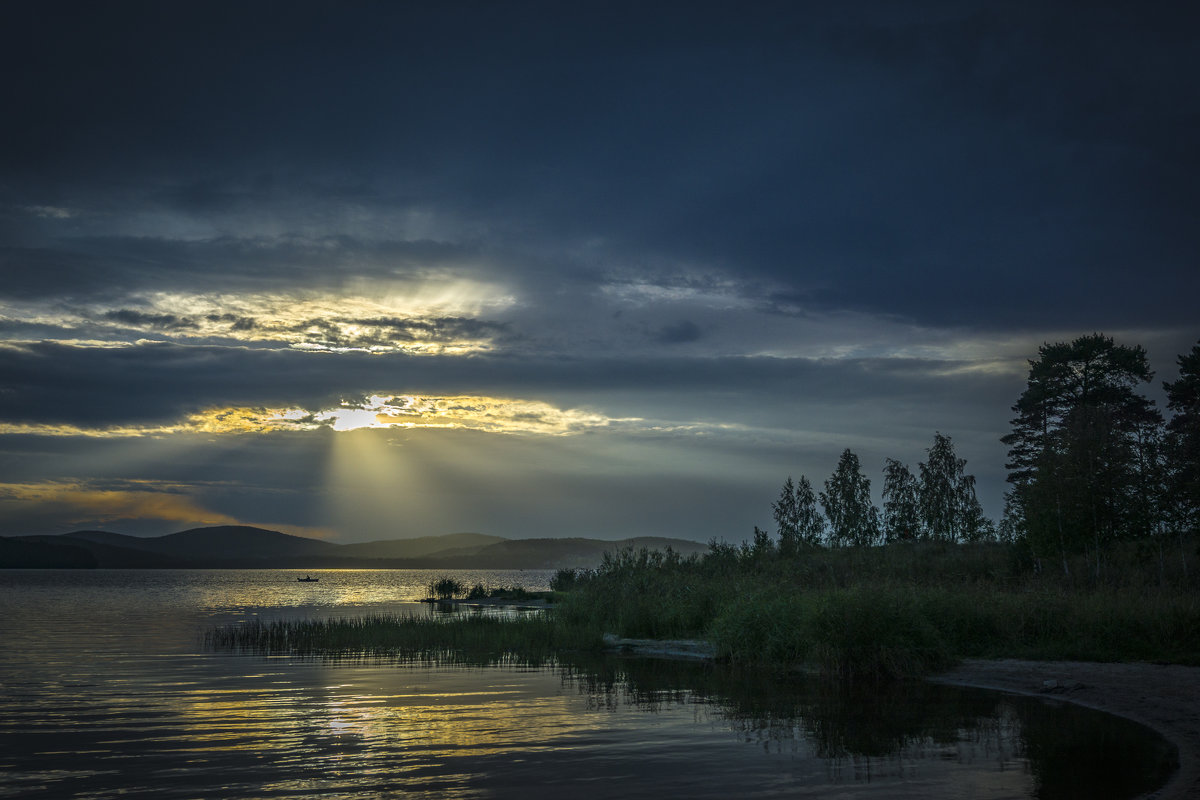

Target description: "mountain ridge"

left=3, top=526, right=708, bottom=569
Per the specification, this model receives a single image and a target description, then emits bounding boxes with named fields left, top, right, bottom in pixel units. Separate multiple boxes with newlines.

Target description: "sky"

left=1, top=1, right=1197, bottom=543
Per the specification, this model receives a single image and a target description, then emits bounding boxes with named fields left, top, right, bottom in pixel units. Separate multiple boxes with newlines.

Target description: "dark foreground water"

left=0, top=570, right=1176, bottom=799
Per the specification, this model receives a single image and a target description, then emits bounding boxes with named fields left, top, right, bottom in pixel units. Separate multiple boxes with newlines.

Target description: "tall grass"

left=209, top=537, right=1200, bottom=681
left=557, top=538, right=1200, bottom=680
left=427, top=576, right=466, bottom=600
left=704, top=583, right=1200, bottom=678
left=207, top=612, right=604, bottom=665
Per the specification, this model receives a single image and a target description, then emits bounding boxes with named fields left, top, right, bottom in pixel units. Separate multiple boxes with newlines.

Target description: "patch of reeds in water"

left=206, top=613, right=603, bottom=666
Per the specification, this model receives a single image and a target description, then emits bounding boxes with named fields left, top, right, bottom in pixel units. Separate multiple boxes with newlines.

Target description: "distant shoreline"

left=0, top=527, right=708, bottom=570
left=929, top=659, right=1200, bottom=800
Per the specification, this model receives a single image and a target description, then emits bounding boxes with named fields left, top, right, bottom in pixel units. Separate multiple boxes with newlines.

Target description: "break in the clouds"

left=0, top=1, right=1196, bottom=541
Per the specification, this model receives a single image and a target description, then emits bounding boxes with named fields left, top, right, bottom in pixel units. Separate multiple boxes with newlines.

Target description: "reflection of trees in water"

left=557, top=654, right=1008, bottom=755
left=254, top=649, right=1174, bottom=798
left=1016, top=697, right=1177, bottom=800
left=556, top=654, right=1176, bottom=799
left=561, top=656, right=992, bottom=768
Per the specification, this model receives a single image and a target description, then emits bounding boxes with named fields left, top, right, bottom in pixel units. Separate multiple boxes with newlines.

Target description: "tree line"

left=767, top=431, right=993, bottom=555
left=765, top=334, right=1199, bottom=577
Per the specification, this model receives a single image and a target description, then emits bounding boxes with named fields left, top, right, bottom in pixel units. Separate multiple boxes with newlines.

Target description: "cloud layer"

left=1, top=2, right=1196, bottom=540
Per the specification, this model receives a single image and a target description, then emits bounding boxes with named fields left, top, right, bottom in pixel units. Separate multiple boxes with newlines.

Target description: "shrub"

left=428, top=576, right=465, bottom=600
left=550, top=568, right=582, bottom=592
left=809, top=587, right=952, bottom=682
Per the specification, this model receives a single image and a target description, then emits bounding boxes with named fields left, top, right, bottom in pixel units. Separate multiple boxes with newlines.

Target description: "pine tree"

left=1001, top=333, right=1162, bottom=574
left=820, top=449, right=881, bottom=547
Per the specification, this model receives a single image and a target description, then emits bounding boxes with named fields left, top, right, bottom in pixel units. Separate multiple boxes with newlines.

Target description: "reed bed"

left=555, top=539, right=1200, bottom=681
left=206, top=612, right=604, bottom=665
left=703, top=583, right=1200, bottom=679
left=207, top=538, right=1200, bottom=681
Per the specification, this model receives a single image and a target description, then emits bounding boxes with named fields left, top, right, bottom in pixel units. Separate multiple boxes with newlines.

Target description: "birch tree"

left=821, top=449, right=881, bottom=547
left=881, top=458, right=921, bottom=542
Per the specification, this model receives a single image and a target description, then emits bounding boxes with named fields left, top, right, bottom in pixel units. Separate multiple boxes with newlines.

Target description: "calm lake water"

left=0, top=569, right=1176, bottom=799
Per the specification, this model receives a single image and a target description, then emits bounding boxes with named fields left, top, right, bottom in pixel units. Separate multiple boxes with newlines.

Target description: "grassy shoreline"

left=208, top=539, right=1200, bottom=680
left=553, top=540, right=1199, bottom=678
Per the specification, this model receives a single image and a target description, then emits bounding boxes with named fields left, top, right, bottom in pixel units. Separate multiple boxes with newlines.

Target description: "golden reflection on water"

left=158, top=657, right=1053, bottom=800
left=0, top=570, right=1176, bottom=800
left=173, top=665, right=608, bottom=761
left=170, top=568, right=555, bottom=611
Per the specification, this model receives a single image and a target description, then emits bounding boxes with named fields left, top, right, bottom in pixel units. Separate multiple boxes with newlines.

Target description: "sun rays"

left=0, top=395, right=628, bottom=438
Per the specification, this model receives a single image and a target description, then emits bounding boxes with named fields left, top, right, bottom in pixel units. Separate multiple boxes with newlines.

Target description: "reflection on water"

left=562, top=656, right=1176, bottom=798
left=0, top=570, right=1176, bottom=799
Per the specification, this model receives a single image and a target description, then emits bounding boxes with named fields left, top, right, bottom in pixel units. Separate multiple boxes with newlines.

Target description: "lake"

left=0, top=569, right=1176, bottom=799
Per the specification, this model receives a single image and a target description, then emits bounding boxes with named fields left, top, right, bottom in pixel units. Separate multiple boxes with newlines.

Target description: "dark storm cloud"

left=0, top=236, right=482, bottom=301
left=102, top=310, right=198, bottom=331
left=0, top=339, right=1018, bottom=430
left=2, top=2, right=1196, bottom=330
left=206, top=314, right=257, bottom=331
left=654, top=320, right=703, bottom=345
left=1, top=2, right=1197, bottom=539
left=340, top=317, right=512, bottom=346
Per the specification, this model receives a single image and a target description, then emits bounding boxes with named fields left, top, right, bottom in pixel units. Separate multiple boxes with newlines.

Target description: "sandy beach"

left=929, top=659, right=1200, bottom=800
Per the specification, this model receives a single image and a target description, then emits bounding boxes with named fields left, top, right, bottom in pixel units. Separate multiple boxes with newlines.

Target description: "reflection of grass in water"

left=207, top=613, right=602, bottom=666
left=208, top=614, right=1178, bottom=797
left=558, top=654, right=1007, bottom=758
left=560, top=656, right=1177, bottom=797
left=464, top=584, right=549, bottom=601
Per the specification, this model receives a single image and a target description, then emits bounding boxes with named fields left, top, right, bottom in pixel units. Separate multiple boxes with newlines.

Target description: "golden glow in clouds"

left=0, top=395, right=634, bottom=438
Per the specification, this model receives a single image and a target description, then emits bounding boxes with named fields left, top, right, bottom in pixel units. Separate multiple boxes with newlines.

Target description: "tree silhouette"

left=1163, top=339, right=1200, bottom=574
left=773, top=475, right=827, bottom=553
left=821, top=449, right=881, bottom=547
left=918, top=432, right=990, bottom=543
left=881, top=458, right=921, bottom=542
left=1002, top=333, right=1161, bottom=574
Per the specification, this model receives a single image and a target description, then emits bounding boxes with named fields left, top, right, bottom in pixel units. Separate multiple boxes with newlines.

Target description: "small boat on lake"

left=297, top=576, right=319, bottom=582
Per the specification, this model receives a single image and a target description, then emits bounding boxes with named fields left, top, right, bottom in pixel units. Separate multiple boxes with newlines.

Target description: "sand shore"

left=929, top=659, right=1200, bottom=800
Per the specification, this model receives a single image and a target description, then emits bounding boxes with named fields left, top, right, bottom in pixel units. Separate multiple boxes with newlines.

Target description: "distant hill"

left=336, top=532, right=507, bottom=560
left=57, top=527, right=338, bottom=566
left=64, top=530, right=161, bottom=549
left=143, top=526, right=339, bottom=560
left=0, top=535, right=98, bottom=568
left=8, top=526, right=708, bottom=569
left=418, top=536, right=709, bottom=569
left=18, top=526, right=335, bottom=567
left=23, top=533, right=197, bottom=568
